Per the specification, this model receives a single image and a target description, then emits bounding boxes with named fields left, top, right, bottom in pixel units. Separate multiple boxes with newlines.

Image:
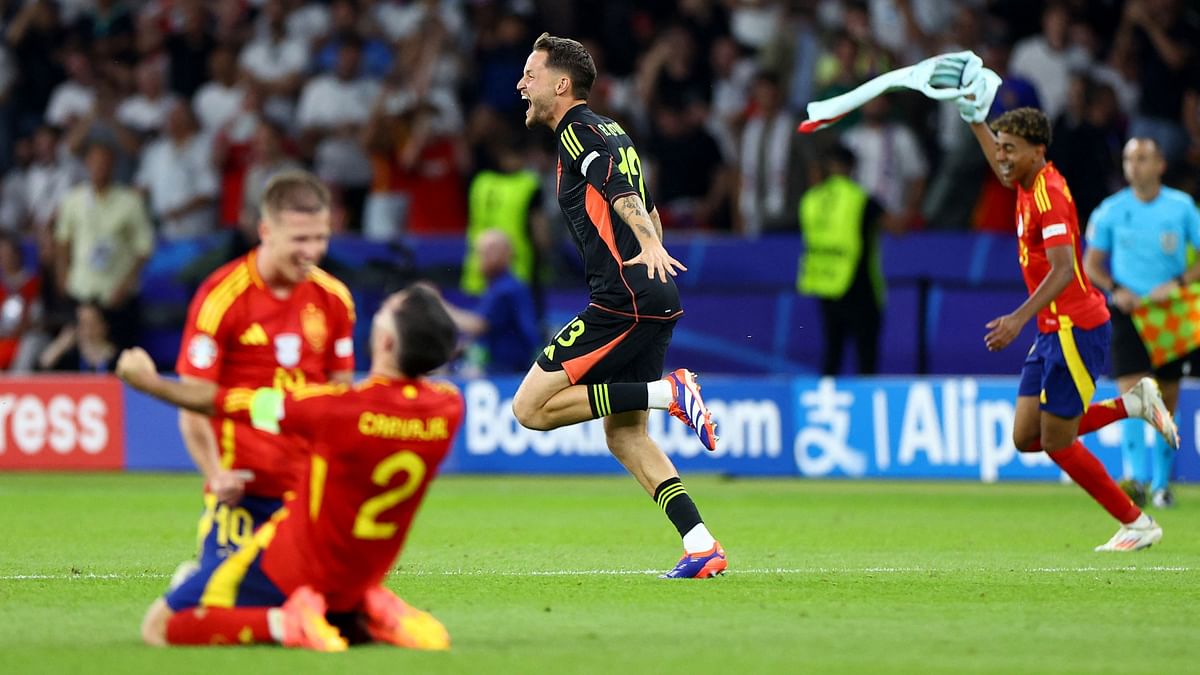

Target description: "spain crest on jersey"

left=301, top=303, right=328, bottom=353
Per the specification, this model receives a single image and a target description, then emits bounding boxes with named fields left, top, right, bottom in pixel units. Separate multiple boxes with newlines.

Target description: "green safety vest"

left=797, top=175, right=882, bottom=303
left=461, top=169, right=541, bottom=295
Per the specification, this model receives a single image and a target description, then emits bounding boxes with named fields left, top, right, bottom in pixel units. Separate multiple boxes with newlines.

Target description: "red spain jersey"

left=176, top=249, right=356, bottom=498
left=218, top=376, right=463, bottom=612
left=1014, top=163, right=1109, bottom=332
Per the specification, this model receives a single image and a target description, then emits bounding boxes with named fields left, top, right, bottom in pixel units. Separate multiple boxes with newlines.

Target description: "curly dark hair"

left=991, top=107, right=1052, bottom=148
left=532, top=32, right=595, bottom=100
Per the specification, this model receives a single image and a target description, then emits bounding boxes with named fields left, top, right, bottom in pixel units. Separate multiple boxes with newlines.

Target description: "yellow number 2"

left=352, top=451, right=426, bottom=540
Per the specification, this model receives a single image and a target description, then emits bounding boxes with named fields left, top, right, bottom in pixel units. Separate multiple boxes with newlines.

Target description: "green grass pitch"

left=1, top=473, right=1198, bottom=674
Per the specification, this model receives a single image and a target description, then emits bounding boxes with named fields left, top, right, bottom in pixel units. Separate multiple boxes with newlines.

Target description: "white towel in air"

left=798, top=51, right=1001, bottom=133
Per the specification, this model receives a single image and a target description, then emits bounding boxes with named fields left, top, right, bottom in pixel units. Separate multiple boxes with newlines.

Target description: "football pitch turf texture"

left=1, top=473, right=1197, bottom=674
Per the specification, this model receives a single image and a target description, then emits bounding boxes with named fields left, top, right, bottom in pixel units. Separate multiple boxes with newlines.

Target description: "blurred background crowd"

left=0, top=0, right=1198, bottom=375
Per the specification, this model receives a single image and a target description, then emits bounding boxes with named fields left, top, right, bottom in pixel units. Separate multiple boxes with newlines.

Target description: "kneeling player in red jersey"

left=118, top=286, right=462, bottom=651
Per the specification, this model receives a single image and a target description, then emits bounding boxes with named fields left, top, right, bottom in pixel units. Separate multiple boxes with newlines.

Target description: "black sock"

left=586, top=383, right=648, bottom=418
left=653, top=477, right=703, bottom=538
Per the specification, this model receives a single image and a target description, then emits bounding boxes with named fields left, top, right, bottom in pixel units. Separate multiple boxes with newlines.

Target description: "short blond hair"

left=261, top=170, right=331, bottom=219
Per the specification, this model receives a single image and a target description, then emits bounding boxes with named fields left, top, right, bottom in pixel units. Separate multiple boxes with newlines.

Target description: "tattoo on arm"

left=613, top=195, right=657, bottom=241
left=649, top=207, right=663, bottom=241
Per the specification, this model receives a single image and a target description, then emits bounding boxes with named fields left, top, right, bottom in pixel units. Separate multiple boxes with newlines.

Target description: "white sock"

left=647, top=379, right=673, bottom=409
left=1127, top=512, right=1153, bottom=528
left=1120, top=389, right=1144, bottom=418
left=682, top=523, right=716, bottom=553
left=266, top=608, right=286, bottom=643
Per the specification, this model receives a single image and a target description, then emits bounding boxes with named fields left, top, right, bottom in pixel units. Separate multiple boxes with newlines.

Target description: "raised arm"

left=116, top=348, right=248, bottom=503
left=967, top=121, right=1007, bottom=187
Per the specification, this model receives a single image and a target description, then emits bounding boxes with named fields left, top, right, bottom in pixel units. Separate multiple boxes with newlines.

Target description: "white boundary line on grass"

left=1, top=566, right=1191, bottom=581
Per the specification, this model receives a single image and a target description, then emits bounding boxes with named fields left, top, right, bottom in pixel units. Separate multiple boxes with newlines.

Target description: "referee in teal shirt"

left=1084, top=137, right=1200, bottom=509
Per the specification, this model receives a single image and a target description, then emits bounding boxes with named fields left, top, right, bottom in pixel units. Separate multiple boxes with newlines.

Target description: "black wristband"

left=1110, top=282, right=1122, bottom=293
left=1177, top=275, right=1187, bottom=286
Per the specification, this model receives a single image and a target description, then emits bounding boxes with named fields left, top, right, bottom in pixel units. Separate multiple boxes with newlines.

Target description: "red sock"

left=166, top=607, right=275, bottom=646
left=1048, top=440, right=1141, bottom=524
left=1024, top=398, right=1128, bottom=452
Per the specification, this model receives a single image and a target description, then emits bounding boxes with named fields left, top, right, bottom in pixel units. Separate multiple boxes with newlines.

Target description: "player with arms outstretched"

left=511, top=33, right=725, bottom=578
left=120, top=287, right=461, bottom=651
left=176, top=171, right=355, bottom=576
left=961, top=106, right=1178, bottom=551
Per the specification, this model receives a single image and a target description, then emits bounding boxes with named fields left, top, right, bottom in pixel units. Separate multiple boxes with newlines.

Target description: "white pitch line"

left=0, top=572, right=171, bottom=580
left=401, top=566, right=1193, bottom=576
left=1, top=566, right=1190, bottom=581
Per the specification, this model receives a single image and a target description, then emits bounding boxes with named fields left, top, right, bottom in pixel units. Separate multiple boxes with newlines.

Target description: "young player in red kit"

left=118, top=286, right=462, bottom=651
left=175, top=171, right=355, bottom=574
left=962, top=107, right=1178, bottom=551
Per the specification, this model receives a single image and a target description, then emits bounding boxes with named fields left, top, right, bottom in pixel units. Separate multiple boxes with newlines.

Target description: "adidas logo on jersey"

left=239, top=323, right=269, bottom=346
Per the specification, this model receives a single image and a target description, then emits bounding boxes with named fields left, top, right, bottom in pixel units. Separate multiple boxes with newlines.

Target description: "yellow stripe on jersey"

left=219, top=418, right=236, bottom=470
left=290, top=382, right=350, bottom=402
left=1034, top=174, right=1051, bottom=214
left=427, top=381, right=460, bottom=396
left=197, top=265, right=252, bottom=335
left=196, top=493, right=218, bottom=553
left=1057, top=317, right=1096, bottom=409
left=570, top=125, right=588, bottom=158
left=198, top=518, right=280, bottom=608
left=309, top=268, right=356, bottom=323
left=223, top=388, right=255, bottom=414
left=1069, top=240, right=1089, bottom=292
left=310, top=455, right=328, bottom=521
left=562, top=125, right=584, bottom=159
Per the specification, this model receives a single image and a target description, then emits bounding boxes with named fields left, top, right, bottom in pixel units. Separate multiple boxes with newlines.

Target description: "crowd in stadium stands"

left=0, top=0, right=1198, bottom=373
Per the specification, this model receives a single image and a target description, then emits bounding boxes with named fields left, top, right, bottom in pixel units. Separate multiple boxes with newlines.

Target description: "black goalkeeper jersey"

left=554, top=104, right=682, bottom=321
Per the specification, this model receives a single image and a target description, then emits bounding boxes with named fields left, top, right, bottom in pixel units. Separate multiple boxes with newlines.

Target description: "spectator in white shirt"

left=1009, top=3, right=1092, bottom=121
left=297, top=37, right=379, bottom=230
left=192, top=47, right=245, bottom=134
left=63, top=78, right=142, bottom=184
left=282, top=0, right=332, bottom=47
left=238, top=0, right=308, bottom=126
left=707, top=34, right=755, bottom=162
left=375, top=0, right=465, bottom=43
left=737, top=72, right=807, bottom=236
left=117, top=60, right=179, bottom=139
left=135, top=102, right=218, bottom=240
left=24, top=126, right=85, bottom=237
left=241, top=119, right=303, bottom=230
left=45, top=48, right=97, bottom=129
left=841, top=97, right=928, bottom=229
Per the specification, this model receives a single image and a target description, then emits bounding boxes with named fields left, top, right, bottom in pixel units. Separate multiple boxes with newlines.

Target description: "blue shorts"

left=167, top=518, right=285, bottom=611
left=196, top=494, right=284, bottom=568
left=1018, top=322, right=1111, bottom=418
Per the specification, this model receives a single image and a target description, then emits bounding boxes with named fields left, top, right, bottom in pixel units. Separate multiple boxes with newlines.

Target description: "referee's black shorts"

left=1109, top=303, right=1197, bottom=381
